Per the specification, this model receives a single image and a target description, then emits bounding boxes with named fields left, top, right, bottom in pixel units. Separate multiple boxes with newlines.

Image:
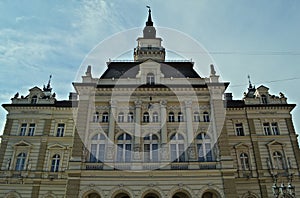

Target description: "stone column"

left=108, top=100, right=117, bottom=141
left=160, top=100, right=167, bottom=144
left=106, top=100, right=117, bottom=162
left=185, top=100, right=193, bottom=143
left=160, top=100, right=169, bottom=162
left=133, top=100, right=142, bottom=161
left=185, top=100, right=196, bottom=161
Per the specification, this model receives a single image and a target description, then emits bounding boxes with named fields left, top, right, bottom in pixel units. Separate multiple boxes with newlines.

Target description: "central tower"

left=134, top=7, right=166, bottom=61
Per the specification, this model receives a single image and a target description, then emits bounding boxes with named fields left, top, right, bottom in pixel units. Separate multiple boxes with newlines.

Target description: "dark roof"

left=100, top=62, right=140, bottom=79
left=2, top=100, right=78, bottom=108
left=226, top=100, right=295, bottom=108
left=100, top=61, right=201, bottom=79
left=96, top=84, right=209, bottom=89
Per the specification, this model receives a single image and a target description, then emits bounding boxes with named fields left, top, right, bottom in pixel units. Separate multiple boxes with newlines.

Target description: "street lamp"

left=272, top=175, right=295, bottom=197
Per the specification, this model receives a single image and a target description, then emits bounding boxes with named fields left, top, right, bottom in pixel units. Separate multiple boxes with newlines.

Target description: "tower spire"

left=248, top=75, right=252, bottom=89
left=146, top=6, right=153, bottom=26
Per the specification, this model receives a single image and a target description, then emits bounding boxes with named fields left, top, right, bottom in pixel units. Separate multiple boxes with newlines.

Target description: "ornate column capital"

left=184, top=100, right=192, bottom=108
left=160, top=100, right=167, bottom=106
left=134, top=100, right=142, bottom=108
left=109, top=100, right=118, bottom=108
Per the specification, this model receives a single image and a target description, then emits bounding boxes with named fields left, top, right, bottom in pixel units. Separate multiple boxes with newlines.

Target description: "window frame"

left=146, top=73, right=155, bottom=85
left=56, top=123, right=65, bottom=137
left=102, top=112, right=109, bottom=122
left=196, top=133, right=213, bottom=162
left=203, top=112, right=210, bottom=122
left=50, top=154, right=60, bottom=172
left=235, top=123, right=245, bottom=136
left=143, top=134, right=159, bottom=162
left=170, top=133, right=186, bottom=162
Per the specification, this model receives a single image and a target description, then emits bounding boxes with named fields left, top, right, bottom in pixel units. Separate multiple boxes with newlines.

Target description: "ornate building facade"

left=0, top=9, right=299, bottom=198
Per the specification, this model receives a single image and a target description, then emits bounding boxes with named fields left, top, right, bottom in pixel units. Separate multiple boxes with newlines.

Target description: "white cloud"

left=15, top=16, right=36, bottom=23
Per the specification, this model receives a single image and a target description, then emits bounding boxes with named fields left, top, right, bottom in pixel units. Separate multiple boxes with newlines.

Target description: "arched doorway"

left=85, top=192, right=101, bottom=198
left=172, top=192, right=190, bottom=198
left=114, top=193, right=130, bottom=198
left=143, top=192, right=160, bottom=198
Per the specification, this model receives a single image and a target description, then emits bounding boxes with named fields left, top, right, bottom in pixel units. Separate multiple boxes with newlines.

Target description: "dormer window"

left=31, top=95, right=38, bottom=104
left=261, top=95, right=267, bottom=104
left=146, top=73, right=155, bottom=85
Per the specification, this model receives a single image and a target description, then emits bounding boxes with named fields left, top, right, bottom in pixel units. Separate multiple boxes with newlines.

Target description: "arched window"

left=203, top=112, right=210, bottom=122
left=93, top=112, right=99, bottom=122
left=31, top=95, right=38, bottom=104
left=118, top=112, right=124, bottom=123
left=178, top=112, right=184, bottom=122
left=146, top=73, right=155, bottom=85
left=143, top=112, right=150, bottom=123
left=90, top=133, right=106, bottom=162
left=51, top=154, right=60, bottom=172
left=202, top=192, right=218, bottom=198
left=196, top=133, right=212, bottom=162
left=114, top=193, right=130, bottom=198
left=170, top=133, right=185, bottom=162
left=240, top=153, right=249, bottom=170
left=127, top=112, right=134, bottom=123
left=117, top=133, right=132, bottom=162
left=261, top=94, right=267, bottom=104
left=169, top=112, right=175, bottom=122
left=152, top=112, right=159, bottom=122
left=273, top=151, right=284, bottom=169
left=194, top=112, right=200, bottom=122
left=102, top=112, right=109, bottom=122
left=86, top=193, right=101, bottom=198
left=143, top=134, right=159, bottom=162
left=144, top=193, right=160, bottom=198
left=15, top=153, right=26, bottom=171
left=172, top=192, right=190, bottom=198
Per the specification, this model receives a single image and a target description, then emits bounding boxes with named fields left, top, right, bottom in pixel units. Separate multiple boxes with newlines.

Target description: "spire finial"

left=248, top=75, right=252, bottom=89
left=47, top=75, right=52, bottom=89
left=146, top=6, right=153, bottom=26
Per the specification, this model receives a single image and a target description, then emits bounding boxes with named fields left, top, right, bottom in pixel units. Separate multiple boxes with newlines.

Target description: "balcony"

left=85, top=163, right=104, bottom=170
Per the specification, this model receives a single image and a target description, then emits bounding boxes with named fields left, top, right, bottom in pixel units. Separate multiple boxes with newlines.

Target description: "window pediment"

left=267, top=140, right=285, bottom=147
left=234, top=143, right=250, bottom=149
left=13, top=140, right=32, bottom=148
left=48, top=143, right=65, bottom=150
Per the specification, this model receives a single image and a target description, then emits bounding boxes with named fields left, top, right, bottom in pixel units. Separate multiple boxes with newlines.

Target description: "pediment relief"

left=48, top=143, right=65, bottom=150
left=13, top=140, right=32, bottom=148
left=267, top=140, right=284, bottom=147
left=234, top=143, right=250, bottom=149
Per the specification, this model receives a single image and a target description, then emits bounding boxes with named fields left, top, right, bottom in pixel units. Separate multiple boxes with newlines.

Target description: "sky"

left=0, top=0, right=300, bottom=141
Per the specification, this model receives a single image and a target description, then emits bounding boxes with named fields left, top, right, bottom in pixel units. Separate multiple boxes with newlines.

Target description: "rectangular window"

left=28, top=123, right=35, bottom=136
left=20, top=123, right=27, bottom=136
left=98, top=144, right=105, bottom=162
left=170, top=144, right=177, bottom=162
left=178, top=144, right=185, bottom=162
left=235, top=123, right=245, bottom=136
left=144, top=144, right=158, bottom=162
left=197, top=144, right=204, bottom=162
left=205, top=143, right=212, bottom=162
left=153, top=144, right=159, bottom=162
left=56, top=123, right=65, bottom=137
left=125, top=144, right=131, bottom=162
left=117, top=144, right=123, bottom=162
left=263, top=122, right=271, bottom=135
left=90, top=144, right=97, bottom=162
left=271, top=122, right=280, bottom=135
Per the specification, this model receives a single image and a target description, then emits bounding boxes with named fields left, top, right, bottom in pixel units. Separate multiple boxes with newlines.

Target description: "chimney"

left=69, top=92, right=78, bottom=101
left=224, top=93, right=233, bottom=101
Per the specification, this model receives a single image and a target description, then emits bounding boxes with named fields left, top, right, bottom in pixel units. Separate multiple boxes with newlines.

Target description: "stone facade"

left=0, top=9, right=299, bottom=198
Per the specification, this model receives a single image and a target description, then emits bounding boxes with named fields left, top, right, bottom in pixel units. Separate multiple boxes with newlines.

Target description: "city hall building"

left=0, top=9, right=299, bottom=198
